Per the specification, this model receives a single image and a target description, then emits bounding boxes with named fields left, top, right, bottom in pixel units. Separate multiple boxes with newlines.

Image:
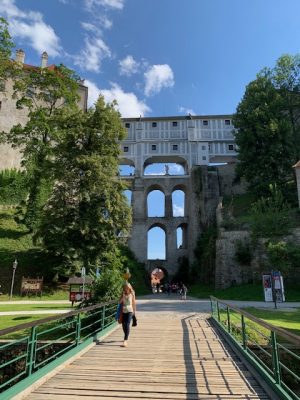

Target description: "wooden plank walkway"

left=26, top=299, right=271, bottom=400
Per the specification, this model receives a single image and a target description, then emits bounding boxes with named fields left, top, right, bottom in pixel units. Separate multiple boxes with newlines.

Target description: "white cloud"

left=81, top=22, right=97, bottom=32
left=169, top=164, right=184, bottom=174
left=99, top=15, right=113, bottom=29
left=119, top=55, right=139, bottom=76
left=173, top=204, right=184, bottom=217
left=84, top=80, right=151, bottom=117
left=144, top=64, right=175, bottom=97
left=85, top=0, right=125, bottom=10
left=74, top=36, right=111, bottom=72
left=0, top=0, right=61, bottom=57
left=179, top=106, right=196, bottom=115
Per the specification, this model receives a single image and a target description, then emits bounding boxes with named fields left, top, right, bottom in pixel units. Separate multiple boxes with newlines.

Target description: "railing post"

left=226, top=306, right=231, bottom=333
left=101, top=305, right=106, bottom=330
left=271, top=331, right=281, bottom=385
left=27, top=326, right=36, bottom=376
left=216, top=301, right=220, bottom=322
left=241, top=315, right=247, bottom=350
left=76, top=313, right=81, bottom=346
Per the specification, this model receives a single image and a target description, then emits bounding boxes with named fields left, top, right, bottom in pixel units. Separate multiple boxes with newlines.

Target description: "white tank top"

left=123, top=293, right=133, bottom=313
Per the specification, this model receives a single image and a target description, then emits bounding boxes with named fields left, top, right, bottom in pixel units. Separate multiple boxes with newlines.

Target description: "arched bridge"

left=0, top=297, right=299, bottom=400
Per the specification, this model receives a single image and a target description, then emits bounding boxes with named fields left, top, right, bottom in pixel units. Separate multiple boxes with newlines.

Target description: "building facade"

left=119, top=115, right=236, bottom=279
left=120, top=115, right=237, bottom=177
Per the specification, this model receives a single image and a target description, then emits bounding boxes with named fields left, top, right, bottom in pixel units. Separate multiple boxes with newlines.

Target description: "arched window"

left=144, top=163, right=185, bottom=176
left=119, top=165, right=135, bottom=176
left=123, top=190, right=132, bottom=206
left=177, top=226, right=183, bottom=249
left=172, top=190, right=185, bottom=217
left=147, top=226, right=166, bottom=260
left=177, top=224, right=188, bottom=249
left=119, top=159, right=135, bottom=176
left=147, top=190, right=165, bottom=217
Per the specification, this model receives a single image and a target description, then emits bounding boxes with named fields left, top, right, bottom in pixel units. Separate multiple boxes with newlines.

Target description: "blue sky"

left=2, top=0, right=300, bottom=118
left=2, top=0, right=300, bottom=261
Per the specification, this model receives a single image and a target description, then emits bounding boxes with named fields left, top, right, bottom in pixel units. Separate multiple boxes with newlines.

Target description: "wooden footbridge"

left=0, top=297, right=299, bottom=400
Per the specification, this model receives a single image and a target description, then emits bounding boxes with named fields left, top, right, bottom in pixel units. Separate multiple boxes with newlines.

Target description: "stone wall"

left=216, top=163, right=247, bottom=196
left=127, top=165, right=220, bottom=280
left=215, top=222, right=300, bottom=289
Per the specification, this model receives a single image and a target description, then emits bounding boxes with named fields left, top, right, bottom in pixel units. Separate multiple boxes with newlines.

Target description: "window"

left=202, top=156, right=207, bottom=160
left=125, top=122, right=130, bottom=128
left=172, top=144, right=178, bottom=151
left=124, top=146, right=129, bottom=152
left=172, top=121, right=178, bottom=127
left=151, top=144, right=157, bottom=151
left=152, top=122, right=157, bottom=128
left=208, top=144, right=211, bottom=151
left=203, top=120, right=209, bottom=126
left=202, top=145, right=206, bottom=150
left=225, top=119, right=231, bottom=125
left=228, top=144, right=234, bottom=151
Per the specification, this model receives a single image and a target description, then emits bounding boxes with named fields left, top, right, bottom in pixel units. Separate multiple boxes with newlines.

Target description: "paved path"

left=1, top=295, right=298, bottom=316
left=25, top=297, right=276, bottom=400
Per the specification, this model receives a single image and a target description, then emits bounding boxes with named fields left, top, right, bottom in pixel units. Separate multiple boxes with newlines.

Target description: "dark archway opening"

left=150, top=267, right=168, bottom=293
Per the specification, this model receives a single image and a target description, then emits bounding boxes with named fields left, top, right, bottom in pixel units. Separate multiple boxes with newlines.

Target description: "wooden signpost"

left=21, top=277, right=43, bottom=296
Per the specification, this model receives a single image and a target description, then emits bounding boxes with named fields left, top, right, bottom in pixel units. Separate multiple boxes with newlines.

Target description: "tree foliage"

left=2, top=56, right=81, bottom=229
left=234, top=54, right=300, bottom=199
left=34, top=97, right=131, bottom=274
left=0, top=17, right=14, bottom=80
left=234, top=74, right=294, bottom=197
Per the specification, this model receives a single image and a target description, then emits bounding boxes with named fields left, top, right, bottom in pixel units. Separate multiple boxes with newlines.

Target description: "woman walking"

left=119, top=283, right=136, bottom=347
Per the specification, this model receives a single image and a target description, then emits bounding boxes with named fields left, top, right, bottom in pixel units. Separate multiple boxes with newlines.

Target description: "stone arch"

left=119, top=158, right=135, bottom=176
left=146, top=185, right=165, bottom=217
left=143, top=156, right=188, bottom=176
left=176, top=223, right=188, bottom=249
left=147, top=223, right=167, bottom=260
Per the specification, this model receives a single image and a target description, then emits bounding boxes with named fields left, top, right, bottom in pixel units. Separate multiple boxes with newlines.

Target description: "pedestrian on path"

left=119, top=283, right=136, bottom=347
left=181, top=283, right=188, bottom=300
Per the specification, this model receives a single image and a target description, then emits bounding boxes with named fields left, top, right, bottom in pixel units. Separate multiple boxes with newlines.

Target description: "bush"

left=235, top=240, right=253, bottom=265
left=192, top=225, right=217, bottom=284
left=250, top=184, right=292, bottom=237
left=0, top=169, right=28, bottom=204
left=266, top=241, right=300, bottom=273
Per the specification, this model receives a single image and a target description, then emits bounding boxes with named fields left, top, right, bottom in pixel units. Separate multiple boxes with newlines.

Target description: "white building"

left=120, top=115, right=237, bottom=176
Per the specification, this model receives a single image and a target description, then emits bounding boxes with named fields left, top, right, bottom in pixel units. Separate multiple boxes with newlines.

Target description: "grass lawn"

left=245, top=307, right=300, bottom=337
left=0, top=314, right=53, bottom=332
left=189, top=283, right=300, bottom=301
left=0, top=303, right=72, bottom=312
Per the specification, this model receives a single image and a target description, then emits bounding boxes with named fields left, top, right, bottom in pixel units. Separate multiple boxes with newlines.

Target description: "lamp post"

left=9, top=259, right=18, bottom=300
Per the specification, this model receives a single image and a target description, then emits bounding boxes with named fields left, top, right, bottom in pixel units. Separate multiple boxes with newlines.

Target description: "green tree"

left=270, top=54, right=300, bottom=159
left=35, top=96, right=131, bottom=275
left=2, top=62, right=80, bottom=230
left=0, top=17, right=14, bottom=81
left=233, top=74, right=295, bottom=197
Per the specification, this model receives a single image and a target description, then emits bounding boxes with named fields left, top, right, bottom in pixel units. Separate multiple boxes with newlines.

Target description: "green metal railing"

left=0, top=300, right=118, bottom=399
left=210, top=296, right=300, bottom=400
